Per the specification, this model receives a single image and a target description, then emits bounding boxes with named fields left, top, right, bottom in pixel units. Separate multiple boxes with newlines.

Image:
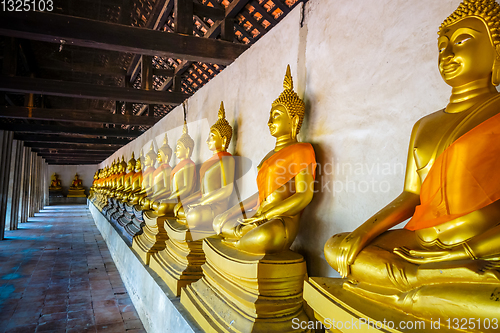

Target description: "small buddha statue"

left=110, top=157, right=127, bottom=198
left=151, top=121, right=196, bottom=216
left=137, top=143, right=157, bottom=210
left=140, top=134, right=173, bottom=211
left=323, top=0, right=500, bottom=322
left=88, top=170, right=100, bottom=200
left=49, top=173, right=62, bottom=191
left=126, top=150, right=144, bottom=205
left=117, top=153, right=136, bottom=202
left=175, top=101, right=235, bottom=233
left=213, top=66, right=316, bottom=254
left=67, top=173, right=86, bottom=197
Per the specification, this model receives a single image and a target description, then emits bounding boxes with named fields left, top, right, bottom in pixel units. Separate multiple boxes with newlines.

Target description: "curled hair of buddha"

left=210, top=101, right=233, bottom=147
left=127, top=152, right=136, bottom=167
left=440, top=0, right=500, bottom=47
left=177, top=121, right=195, bottom=157
left=119, top=156, right=127, bottom=171
left=146, top=143, right=156, bottom=162
left=272, top=65, right=305, bottom=134
left=158, top=133, right=172, bottom=159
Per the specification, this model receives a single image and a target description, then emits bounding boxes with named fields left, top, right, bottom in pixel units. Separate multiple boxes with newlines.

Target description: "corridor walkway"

left=0, top=205, right=146, bottom=333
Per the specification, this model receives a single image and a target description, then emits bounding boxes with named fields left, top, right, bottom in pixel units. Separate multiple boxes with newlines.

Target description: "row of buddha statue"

left=49, top=173, right=86, bottom=197
left=89, top=1, right=500, bottom=331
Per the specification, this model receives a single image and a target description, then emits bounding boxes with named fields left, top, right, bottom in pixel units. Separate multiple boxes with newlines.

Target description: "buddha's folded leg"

left=234, top=216, right=299, bottom=254
left=186, top=202, right=226, bottom=231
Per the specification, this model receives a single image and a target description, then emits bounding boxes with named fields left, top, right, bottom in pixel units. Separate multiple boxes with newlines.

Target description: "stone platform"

left=88, top=200, right=202, bottom=333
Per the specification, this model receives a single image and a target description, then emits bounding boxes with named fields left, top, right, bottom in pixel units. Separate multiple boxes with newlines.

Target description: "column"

left=20, top=147, right=31, bottom=223
left=6, top=140, right=24, bottom=230
left=0, top=130, right=14, bottom=240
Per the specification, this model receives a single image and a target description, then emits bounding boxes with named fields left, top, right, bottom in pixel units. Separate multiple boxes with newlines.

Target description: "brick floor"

left=0, top=205, right=146, bottom=333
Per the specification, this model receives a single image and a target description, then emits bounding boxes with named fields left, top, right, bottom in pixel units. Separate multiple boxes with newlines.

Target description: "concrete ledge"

left=88, top=201, right=202, bottom=333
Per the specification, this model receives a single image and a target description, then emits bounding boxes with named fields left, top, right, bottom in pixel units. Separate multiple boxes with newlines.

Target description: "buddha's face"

left=206, top=129, right=224, bottom=152
left=135, top=158, right=142, bottom=171
left=438, top=17, right=495, bottom=88
left=268, top=105, right=293, bottom=138
left=157, top=151, right=163, bottom=164
left=145, top=154, right=154, bottom=167
left=176, top=142, right=189, bottom=160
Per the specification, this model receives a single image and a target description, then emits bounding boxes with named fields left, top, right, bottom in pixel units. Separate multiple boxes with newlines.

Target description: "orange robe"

left=405, top=111, right=500, bottom=231
left=257, top=143, right=316, bottom=204
left=199, top=152, right=232, bottom=182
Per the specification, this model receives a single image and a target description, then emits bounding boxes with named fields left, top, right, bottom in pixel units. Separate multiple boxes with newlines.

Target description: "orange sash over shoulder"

left=405, top=111, right=500, bottom=231
left=143, top=167, right=155, bottom=179
left=132, top=171, right=142, bottom=183
left=199, top=152, right=232, bottom=182
left=257, top=143, right=316, bottom=204
left=170, top=159, right=195, bottom=182
left=153, top=163, right=171, bottom=179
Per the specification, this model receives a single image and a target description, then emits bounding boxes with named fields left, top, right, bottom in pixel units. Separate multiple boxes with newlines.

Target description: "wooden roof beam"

left=0, top=76, right=189, bottom=105
left=0, top=123, right=143, bottom=137
left=0, top=11, right=249, bottom=65
left=14, top=134, right=131, bottom=145
left=24, top=142, right=121, bottom=151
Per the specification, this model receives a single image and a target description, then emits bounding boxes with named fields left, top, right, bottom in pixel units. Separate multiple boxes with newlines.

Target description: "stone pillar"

left=16, top=143, right=26, bottom=227
left=6, top=140, right=24, bottom=230
left=28, top=152, right=36, bottom=217
left=20, top=147, right=32, bottom=223
left=0, top=130, right=14, bottom=240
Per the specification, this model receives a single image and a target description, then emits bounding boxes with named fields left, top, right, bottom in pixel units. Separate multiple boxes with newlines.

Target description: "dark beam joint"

left=193, top=2, right=225, bottom=20
left=174, top=0, right=193, bottom=35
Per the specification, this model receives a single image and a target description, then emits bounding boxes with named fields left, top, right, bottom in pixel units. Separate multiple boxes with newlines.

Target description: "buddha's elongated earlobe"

left=492, top=46, right=500, bottom=86
left=291, top=115, right=299, bottom=141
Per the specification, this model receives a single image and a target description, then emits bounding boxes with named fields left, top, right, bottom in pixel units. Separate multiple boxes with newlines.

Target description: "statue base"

left=67, top=189, right=86, bottom=198
left=180, top=237, right=310, bottom=333
left=303, top=277, right=460, bottom=333
left=131, top=210, right=169, bottom=265
left=149, top=218, right=206, bottom=296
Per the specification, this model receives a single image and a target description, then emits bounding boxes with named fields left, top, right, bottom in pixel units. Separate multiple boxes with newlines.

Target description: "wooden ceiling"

left=0, top=0, right=302, bottom=165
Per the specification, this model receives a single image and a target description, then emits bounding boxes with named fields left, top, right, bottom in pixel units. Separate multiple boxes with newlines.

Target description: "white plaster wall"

left=99, top=0, right=464, bottom=277
left=48, top=165, right=99, bottom=194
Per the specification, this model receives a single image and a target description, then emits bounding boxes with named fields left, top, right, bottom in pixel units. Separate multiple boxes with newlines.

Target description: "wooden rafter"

left=0, top=123, right=143, bottom=138
left=0, top=11, right=249, bottom=65
left=13, top=134, right=131, bottom=145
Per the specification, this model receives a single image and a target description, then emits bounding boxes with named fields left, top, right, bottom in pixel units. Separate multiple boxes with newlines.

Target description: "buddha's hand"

left=393, top=246, right=468, bottom=264
left=237, top=214, right=266, bottom=226
left=337, top=229, right=368, bottom=278
left=213, top=211, right=231, bottom=235
left=173, top=202, right=183, bottom=216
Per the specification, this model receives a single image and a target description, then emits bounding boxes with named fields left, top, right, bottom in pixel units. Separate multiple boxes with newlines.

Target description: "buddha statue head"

left=119, top=156, right=127, bottom=173
left=207, top=101, right=232, bottom=152
left=135, top=150, right=143, bottom=172
left=145, top=143, right=156, bottom=168
left=176, top=121, right=195, bottom=160
left=438, top=0, right=500, bottom=87
left=127, top=152, right=136, bottom=173
left=157, top=133, right=173, bottom=165
left=270, top=65, right=305, bottom=140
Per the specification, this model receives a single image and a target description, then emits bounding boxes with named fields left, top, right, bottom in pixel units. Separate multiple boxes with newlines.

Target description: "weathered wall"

left=48, top=165, right=99, bottom=194
left=100, top=0, right=464, bottom=277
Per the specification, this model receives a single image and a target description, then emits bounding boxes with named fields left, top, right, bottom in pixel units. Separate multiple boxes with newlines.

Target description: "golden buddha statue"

left=138, top=143, right=157, bottom=210
left=125, top=150, right=144, bottom=205
left=67, top=173, right=86, bottom=198
left=117, top=153, right=136, bottom=202
left=140, top=134, right=173, bottom=211
left=313, top=0, right=500, bottom=326
left=109, top=157, right=127, bottom=198
left=135, top=123, right=196, bottom=266
left=151, top=121, right=196, bottom=216
left=88, top=170, right=100, bottom=200
left=49, top=173, right=62, bottom=191
left=148, top=102, right=235, bottom=295
left=181, top=66, right=315, bottom=332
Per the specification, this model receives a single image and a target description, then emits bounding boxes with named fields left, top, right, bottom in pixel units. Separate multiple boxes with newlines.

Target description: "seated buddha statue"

left=67, top=173, right=86, bottom=197
left=137, top=143, right=157, bottom=210
left=140, top=134, right=173, bottom=211
left=180, top=66, right=316, bottom=331
left=125, top=150, right=144, bottom=205
left=213, top=66, right=316, bottom=255
left=49, top=173, right=62, bottom=191
left=109, top=157, right=127, bottom=198
left=88, top=170, right=100, bottom=200
left=117, top=153, right=136, bottom=202
left=151, top=122, right=196, bottom=217
left=174, top=101, right=235, bottom=233
left=323, top=0, right=500, bottom=321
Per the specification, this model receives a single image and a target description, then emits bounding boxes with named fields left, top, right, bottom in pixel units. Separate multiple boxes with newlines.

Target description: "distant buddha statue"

left=125, top=150, right=144, bottom=205
left=110, top=157, right=127, bottom=198
left=213, top=66, right=316, bottom=254
left=138, top=143, right=157, bottom=210
left=175, top=101, right=235, bottom=232
left=117, top=153, right=136, bottom=202
left=49, top=173, right=62, bottom=191
left=181, top=66, right=315, bottom=331
left=151, top=122, right=196, bottom=217
left=323, top=0, right=500, bottom=321
left=140, top=134, right=173, bottom=211
left=67, top=173, right=86, bottom=198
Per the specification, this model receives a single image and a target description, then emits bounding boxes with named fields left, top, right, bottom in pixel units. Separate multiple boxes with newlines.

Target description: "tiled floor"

left=0, top=205, right=146, bottom=333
